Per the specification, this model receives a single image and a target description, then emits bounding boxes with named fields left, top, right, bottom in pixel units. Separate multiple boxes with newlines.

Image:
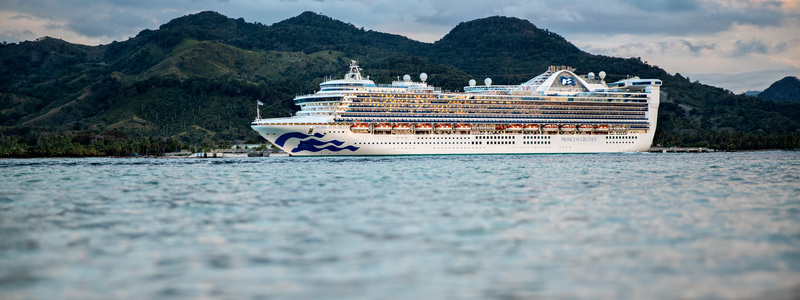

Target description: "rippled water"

left=1, top=152, right=799, bottom=299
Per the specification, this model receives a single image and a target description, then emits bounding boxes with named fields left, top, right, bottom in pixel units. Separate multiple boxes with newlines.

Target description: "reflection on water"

left=1, top=152, right=799, bottom=299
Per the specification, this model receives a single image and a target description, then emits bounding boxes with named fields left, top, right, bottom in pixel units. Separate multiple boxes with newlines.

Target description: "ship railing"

left=463, top=85, right=519, bottom=93
left=334, top=117, right=650, bottom=125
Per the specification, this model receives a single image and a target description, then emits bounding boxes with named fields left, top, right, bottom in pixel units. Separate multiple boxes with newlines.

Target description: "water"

left=1, top=152, right=799, bottom=299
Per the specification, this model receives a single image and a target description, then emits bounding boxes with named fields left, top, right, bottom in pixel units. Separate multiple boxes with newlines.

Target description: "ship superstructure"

left=251, top=61, right=661, bottom=155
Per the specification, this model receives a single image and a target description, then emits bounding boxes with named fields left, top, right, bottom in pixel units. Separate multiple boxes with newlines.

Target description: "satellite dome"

left=469, top=79, right=476, bottom=87
left=588, top=72, right=595, bottom=80
left=599, top=71, right=606, bottom=79
left=484, top=78, right=492, bottom=86
left=403, top=74, right=411, bottom=82
left=420, top=73, right=428, bottom=82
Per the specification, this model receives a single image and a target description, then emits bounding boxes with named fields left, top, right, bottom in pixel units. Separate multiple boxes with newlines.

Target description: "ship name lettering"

left=561, top=137, right=597, bottom=142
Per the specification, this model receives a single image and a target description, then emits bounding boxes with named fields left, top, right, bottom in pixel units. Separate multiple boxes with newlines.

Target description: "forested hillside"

left=758, top=76, right=800, bottom=103
left=1, top=11, right=798, bottom=156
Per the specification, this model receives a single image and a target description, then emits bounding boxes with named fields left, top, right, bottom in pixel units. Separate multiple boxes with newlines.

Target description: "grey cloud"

left=679, top=40, right=715, bottom=54
left=688, top=66, right=800, bottom=93
left=774, top=39, right=800, bottom=53
left=0, top=0, right=791, bottom=40
left=0, top=29, right=34, bottom=42
left=9, top=14, right=35, bottom=20
left=65, top=11, right=153, bottom=38
left=621, top=0, right=699, bottom=13
left=1, top=0, right=799, bottom=46
left=723, top=37, right=800, bottom=59
left=731, top=40, right=770, bottom=57
left=519, top=0, right=794, bottom=37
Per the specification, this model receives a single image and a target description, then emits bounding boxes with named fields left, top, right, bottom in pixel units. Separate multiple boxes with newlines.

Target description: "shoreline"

left=1, top=149, right=796, bottom=159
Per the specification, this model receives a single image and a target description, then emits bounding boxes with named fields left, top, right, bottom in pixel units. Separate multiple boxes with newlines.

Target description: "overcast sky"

left=1, top=0, right=798, bottom=93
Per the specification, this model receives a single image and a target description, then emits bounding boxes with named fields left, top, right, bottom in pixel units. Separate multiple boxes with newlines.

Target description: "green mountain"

left=1, top=11, right=799, bottom=155
left=758, top=76, right=800, bottom=103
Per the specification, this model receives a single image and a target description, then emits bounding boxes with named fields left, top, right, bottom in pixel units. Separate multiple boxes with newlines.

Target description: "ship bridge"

left=317, top=60, right=376, bottom=93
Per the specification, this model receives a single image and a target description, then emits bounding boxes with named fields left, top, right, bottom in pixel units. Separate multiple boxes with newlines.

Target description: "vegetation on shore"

left=0, top=130, right=196, bottom=158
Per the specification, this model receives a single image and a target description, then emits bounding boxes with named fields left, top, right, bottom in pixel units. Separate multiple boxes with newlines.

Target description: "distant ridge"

left=745, top=90, right=762, bottom=97
left=758, top=76, right=800, bottom=103
left=430, top=16, right=583, bottom=78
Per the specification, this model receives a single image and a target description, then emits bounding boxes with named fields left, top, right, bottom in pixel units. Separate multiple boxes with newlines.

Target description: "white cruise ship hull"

left=252, top=124, right=654, bottom=156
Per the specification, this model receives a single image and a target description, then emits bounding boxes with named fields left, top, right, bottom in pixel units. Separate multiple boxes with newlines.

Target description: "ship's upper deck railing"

left=463, top=85, right=519, bottom=94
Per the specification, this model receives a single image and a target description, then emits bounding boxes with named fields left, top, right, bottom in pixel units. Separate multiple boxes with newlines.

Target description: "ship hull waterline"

left=252, top=124, right=654, bottom=156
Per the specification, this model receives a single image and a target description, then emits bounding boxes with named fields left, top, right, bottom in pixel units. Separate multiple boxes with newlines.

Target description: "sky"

left=1, top=0, right=798, bottom=93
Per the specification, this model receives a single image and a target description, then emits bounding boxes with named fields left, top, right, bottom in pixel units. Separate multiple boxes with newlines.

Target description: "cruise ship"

left=251, top=61, right=661, bottom=156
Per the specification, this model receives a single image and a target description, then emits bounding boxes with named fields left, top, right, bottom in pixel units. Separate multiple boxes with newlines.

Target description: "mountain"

left=1, top=11, right=799, bottom=154
left=745, top=91, right=762, bottom=97
left=758, top=76, right=800, bottom=103
left=429, top=16, right=583, bottom=81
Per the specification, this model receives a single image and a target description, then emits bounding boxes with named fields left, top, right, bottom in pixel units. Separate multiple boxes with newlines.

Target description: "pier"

left=649, top=147, right=711, bottom=153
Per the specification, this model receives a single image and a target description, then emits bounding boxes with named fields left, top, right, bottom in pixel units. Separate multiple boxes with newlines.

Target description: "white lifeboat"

left=542, top=124, right=558, bottom=132
left=455, top=124, right=471, bottom=131
left=392, top=123, right=411, bottom=131
left=523, top=124, right=539, bottom=131
left=415, top=123, right=433, bottom=131
left=350, top=123, right=369, bottom=131
left=595, top=124, right=610, bottom=132
left=505, top=124, right=523, bottom=131
left=435, top=124, right=453, bottom=131
left=560, top=124, right=576, bottom=132
left=577, top=124, right=594, bottom=132
left=374, top=123, right=392, bottom=131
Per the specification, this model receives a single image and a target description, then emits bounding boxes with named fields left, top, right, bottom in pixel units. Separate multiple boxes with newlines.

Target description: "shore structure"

left=252, top=61, right=661, bottom=156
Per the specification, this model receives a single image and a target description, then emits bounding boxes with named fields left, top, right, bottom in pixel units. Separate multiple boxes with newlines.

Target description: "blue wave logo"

left=274, top=132, right=325, bottom=147
left=560, top=76, right=576, bottom=86
left=275, top=132, right=359, bottom=153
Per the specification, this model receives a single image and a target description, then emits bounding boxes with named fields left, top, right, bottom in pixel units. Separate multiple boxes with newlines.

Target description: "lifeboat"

left=374, top=123, right=392, bottom=131
left=523, top=124, right=540, bottom=132
left=560, top=124, right=577, bottom=132
left=392, top=123, right=411, bottom=131
left=415, top=123, right=433, bottom=131
left=595, top=124, right=610, bottom=132
left=577, top=124, right=594, bottom=132
left=455, top=124, right=471, bottom=131
left=505, top=124, right=523, bottom=132
left=350, top=123, right=369, bottom=131
left=542, top=124, right=558, bottom=132
left=435, top=124, right=453, bottom=131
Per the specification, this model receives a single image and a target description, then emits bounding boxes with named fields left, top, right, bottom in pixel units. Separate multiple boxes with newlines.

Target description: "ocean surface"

left=1, top=151, right=799, bottom=299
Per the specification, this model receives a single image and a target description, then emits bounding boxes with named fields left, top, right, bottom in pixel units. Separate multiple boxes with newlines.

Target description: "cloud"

left=679, top=40, right=716, bottom=55
left=731, top=40, right=770, bottom=57
left=0, top=0, right=798, bottom=93
left=527, top=0, right=795, bottom=36
left=621, top=0, right=700, bottom=12
left=1, top=0, right=797, bottom=43
left=687, top=66, right=800, bottom=93
left=774, top=38, right=800, bottom=53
